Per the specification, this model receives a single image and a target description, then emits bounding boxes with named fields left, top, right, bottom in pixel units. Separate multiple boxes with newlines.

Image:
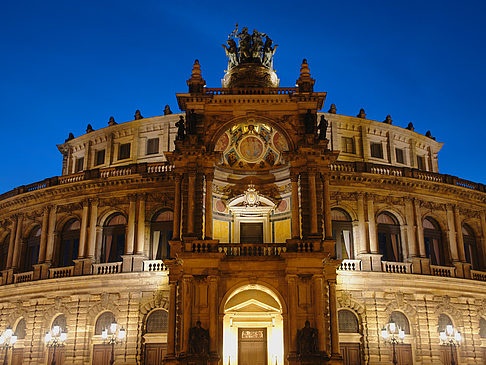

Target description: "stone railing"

left=48, top=266, right=74, bottom=279
left=143, top=260, right=168, bottom=272
left=14, top=271, right=33, bottom=283
left=58, top=172, right=84, bottom=185
left=471, top=270, right=486, bottom=281
left=382, top=261, right=412, bottom=274
left=218, top=243, right=287, bottom=256
left=92, top=262, right=122, bottom=275
left=338, top=259, right=362, bottom=271
left=204, top=87, right=298, bottom=95
left=430, top=265, right=456, bottom=278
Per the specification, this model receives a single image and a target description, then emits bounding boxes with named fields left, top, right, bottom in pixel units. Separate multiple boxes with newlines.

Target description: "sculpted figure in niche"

left=303, top=109, right=317, bottom=135
left=186, top=109, right=198, bottom=134
left=318, top=115, right=328, bottom=140
left=189, top=321, right=209, bottom=355
left=297, top=320, right=318, bottom=355
left=176, top=116, right=185, bottom=141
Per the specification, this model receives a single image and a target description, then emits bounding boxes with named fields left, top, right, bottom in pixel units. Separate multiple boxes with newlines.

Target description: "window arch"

left=463, top=224, right=480, bottom=270
left=95, top=312, right=115, bottom=335
left=438, top=314, right=453, bottom=333
left=145, top=310, right=169, bottom=333
left=331, top=208, right=354, bottom=260
left=480, top=318, right=486, bottom=338
left=14, top=318, right=26, bottom=340
left=52, top=314, right=67, bottom=333
left=149, top=210, right=173, bottom=260
left=101, top=214, right=127, bottom=263
left=389, top=311, right=410, bottom=334
left=0, top=233, right=9, bottom=271
left=57, top=219, right=80, bottom=267
left=22, top=226, right=41, bottom=272
left=338, top=309, right=359, bottom=333
left=424, top=217, right=447, bottom=266
left=377, top=212, right=402, bottom=262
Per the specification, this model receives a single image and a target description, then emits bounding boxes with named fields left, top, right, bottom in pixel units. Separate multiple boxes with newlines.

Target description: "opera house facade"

left=0, top=29, right=485, bottom=365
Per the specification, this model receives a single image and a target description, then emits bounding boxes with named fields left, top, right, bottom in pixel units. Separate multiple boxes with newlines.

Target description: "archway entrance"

left=223, top=285, right=284, bottom=365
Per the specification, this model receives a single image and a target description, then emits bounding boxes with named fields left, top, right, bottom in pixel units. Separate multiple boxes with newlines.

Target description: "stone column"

left=287, top=275, right=298, bottom=354
left=208, top=276, right=218, bottom=354
left=6, top=218, right=17, bottom=269
left=173, top=174, right=182, bottom=240
left=454, top=206, right=466, bottom=262
left=291, top=174, right=300, bottom=239
left=309, top=172, right=318, bottom=235
left=322, top=173, right=332, bottom=240
left=11, top=214, right=23, bottom=269
left=446, top=205, right=459, bottom=262
left=38, top=207, right=49, bottom=263
left=414, top=200, right=426, bottom=257
left=182, top=275, right=193, bottom=354
left=45, top=207, right=57, bottom=264
left=136, top=195, right=146, bottom=255
left=187, top=172, right=196, bottom=235
left=480, top=211, right=486, bottom=271
left=126, top=196, right=137, bottom=255
left=78, top=200, right=89, bottom=258
left=205, top=174, right=214, bottom=240
left=313, top=275, right=327, bottom=353
left=328, top=279, right=340, bottom=356
left=167, top=281, right=177, bottom=357
left=404, top=199, right=417, bottom=257
left=357, top=194, right=368, bottom=254
left=367, top=196, right=378, bottom=253
left=86, top=200, right=99, bottom=259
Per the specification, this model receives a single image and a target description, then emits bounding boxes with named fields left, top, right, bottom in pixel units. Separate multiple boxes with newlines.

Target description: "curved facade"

left=0, top=52, right=485, bottom=365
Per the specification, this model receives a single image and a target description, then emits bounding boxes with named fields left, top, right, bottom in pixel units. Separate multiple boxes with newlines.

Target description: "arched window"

left=332, top=209, right=354, bottom=260
left=150, top=210, right=173, bottom=260
left=338, top=309, right=359, bottom=333
left=424, top=217, right=446, bottom=266
left=0, top=233, right=9, bottom=271
left=480, top=318, right=486, bottom=338
left=58, top=219, right=80, bottom=267
left=146, top=310, right=169, bottom=333
left=463, top=224, right=479, bottom=270
left=14, top=318, right=26, bottom=340
left=389, top=311, right=410, bottom=334
left=101, top=214, right=126, bottom=263
left=95, top=312, right=115, bottom=335
left=52, top=314, right=67, bottom=333
left=377, top=212, right=402, bottom=262
left=438, top=314, right=453, bottom=333
left=22, top=226, right=41, bottom=272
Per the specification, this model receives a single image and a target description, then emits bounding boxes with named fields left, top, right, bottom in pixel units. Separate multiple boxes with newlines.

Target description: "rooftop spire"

left=187, top=59, right=206, bottom=93
left=296, top=59, right=315, bottom=92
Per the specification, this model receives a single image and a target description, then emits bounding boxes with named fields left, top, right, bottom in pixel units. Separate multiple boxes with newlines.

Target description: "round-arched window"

left=0, top=233, right=9, bottom=271
left=150, top=210, right=173, bottom=260
left=52, top=314, right=67, bottom=333
left=480, top=318, right=486, bottom=338
left=463, top=224, right=480, bottom=270
left=14, top=318, right=26, bottom=339
left=377, top=212, right=401, bottom=262
left=389, top=311, right=410, bottom=334
left=58, top=219, right=80, bottom=267
left=101, top=214, right=127, bottom=263
left=424, top=217, right=446, bottom=266
left=332, top=208, right=354, bottom=260
left=95, top=312, right=115, bottom=335
left=23, top=226, right=41, bottom=272
left=338, top=309, right=359, bottom=333
left=438, top=314, right=453, bottom=333
left=146, top=310, right=169, bottom=333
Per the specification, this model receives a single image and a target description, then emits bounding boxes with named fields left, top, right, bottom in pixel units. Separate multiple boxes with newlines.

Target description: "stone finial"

left=296, top=59, right=315, bottom=92
left=65, top=132, right=74, bottom=142
left=86, top=124, right=94, bottom=133
left=328, top=104, right=337, bottom=114
left=187, top=59, right=206, bottom=93
left=383, top=115, right=392, bottom=124
left=425, top=130, right=436, bottom=140
left=357, top=108, right=366, bottom=118
left=164, top=105, right=173, bottom=115
left=108, top=116, right=117, bottom=126
left=406, top=122, right=414, bottom=131
left=134, top=110, right=143, bottom=120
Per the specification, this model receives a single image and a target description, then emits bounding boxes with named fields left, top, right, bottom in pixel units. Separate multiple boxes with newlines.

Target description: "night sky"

left=1, top=0, right=485, bottom=193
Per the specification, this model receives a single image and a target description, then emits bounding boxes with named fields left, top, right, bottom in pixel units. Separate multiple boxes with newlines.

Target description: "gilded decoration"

left=215, top=120, right=289, bottom=170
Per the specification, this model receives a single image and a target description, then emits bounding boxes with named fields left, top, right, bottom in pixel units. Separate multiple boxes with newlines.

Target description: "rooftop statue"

left=223, top=24, right=278, bottom=71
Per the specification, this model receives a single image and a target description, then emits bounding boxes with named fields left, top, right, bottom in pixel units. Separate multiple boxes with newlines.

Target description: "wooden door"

left=10, top=348, right=23, bottom=365
left=440, top=346, right=457, bottom=364
left=396, top=344, right=413, bottom=365
left=92, top=344, right=111, bottom=365
left=238, top=328, right=267, bottom=365
left=340, top=343, right=361, bottom=365
left=144, top=343, right=167, bottom=365
left=48, top=348, right=65, bottom=364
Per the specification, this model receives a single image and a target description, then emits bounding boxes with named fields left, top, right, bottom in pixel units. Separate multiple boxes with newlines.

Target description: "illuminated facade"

left=0, top=32, right=485, bottom=365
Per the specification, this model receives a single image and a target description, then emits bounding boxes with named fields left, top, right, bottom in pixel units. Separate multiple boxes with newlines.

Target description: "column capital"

left=89, top=198, right=100, bottom=206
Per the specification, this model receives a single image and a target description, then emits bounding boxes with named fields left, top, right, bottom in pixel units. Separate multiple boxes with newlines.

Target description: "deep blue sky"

left=1, top=0, right=485, bottom=193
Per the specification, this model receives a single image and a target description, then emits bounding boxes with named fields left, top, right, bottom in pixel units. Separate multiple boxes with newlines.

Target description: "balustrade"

left=143, top=260, right=168, bottom=272
left=381, top=261, right=411, bottom=274
left=91, top=262, right=122, bottom=275
left=337, top=259, right=362, bottom=271
left=471, top=270, right=486, bottom=281
left=13, top=271, right=33, bottom=283
left=218, top=243, right=287, bottom=256
left=48, top=266, right=74, bottom=279
left=430, top=265, right=456, bottom=278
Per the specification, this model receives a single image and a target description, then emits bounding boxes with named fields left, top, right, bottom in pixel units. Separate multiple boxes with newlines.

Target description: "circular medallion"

left=238, top=135, right=265, bottom=162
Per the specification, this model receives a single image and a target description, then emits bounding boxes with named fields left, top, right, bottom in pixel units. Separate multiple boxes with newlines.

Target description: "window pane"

left=147, top=138, right=159, bottom=155
left=395, top=148, right=404, bottom=164
left=370, top=143, right=383, bottom=158
left=75, top=157, right=84, bottom=172
left=119, top=143, right=131, bottom=160
left=95, top=149, right=105, bottom=166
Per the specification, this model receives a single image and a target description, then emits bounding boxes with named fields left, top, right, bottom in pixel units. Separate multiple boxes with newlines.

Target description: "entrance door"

left=396, top=344, right=413, bottom=365
left=92, top=344, right=111, bottom=365
left=144, top=343, right=167, bottom=365
left=238, top=328, right=267, bottom=365
left=340, top=343, right=361, bottom=365
left=440, top=346, right=458, bottom=365
left=11, top=348, right=23, bottom=365
left=240, top=223, right=263, bottom=243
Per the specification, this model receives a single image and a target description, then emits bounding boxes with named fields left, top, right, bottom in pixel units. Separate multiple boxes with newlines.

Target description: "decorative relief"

left=434, top=295, right=463, bottom=326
